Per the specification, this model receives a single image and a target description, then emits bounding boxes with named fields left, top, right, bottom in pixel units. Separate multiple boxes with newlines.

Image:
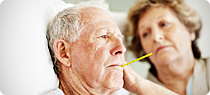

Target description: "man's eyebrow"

left=118, top=34, right=124, bottom=41
left=96, top=28, right=124, bottom=40
left=95, top=28, right=108, bottom=34
left=108, top=28, right=124, bottom=41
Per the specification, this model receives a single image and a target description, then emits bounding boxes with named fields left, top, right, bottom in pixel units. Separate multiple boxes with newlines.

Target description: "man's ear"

left=53, top=39, right=71, bottom=67
left=190, top=32, right=196, bottom=41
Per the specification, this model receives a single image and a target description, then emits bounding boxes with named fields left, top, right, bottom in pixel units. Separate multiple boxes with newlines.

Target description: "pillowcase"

left=37, top=0, right=73, bottom=94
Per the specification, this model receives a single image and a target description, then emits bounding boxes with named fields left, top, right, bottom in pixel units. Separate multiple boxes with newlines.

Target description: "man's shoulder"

left=45, top=88, right=64, bottom=95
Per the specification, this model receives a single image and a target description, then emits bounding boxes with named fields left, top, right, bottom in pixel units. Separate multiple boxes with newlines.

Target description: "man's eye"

left=100, top=35, right=107, bottom=39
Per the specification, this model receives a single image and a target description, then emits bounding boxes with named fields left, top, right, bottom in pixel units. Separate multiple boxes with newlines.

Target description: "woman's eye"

left=160, top=22, right=168, bottom=27
left=143, top=32, right=149, bottom=38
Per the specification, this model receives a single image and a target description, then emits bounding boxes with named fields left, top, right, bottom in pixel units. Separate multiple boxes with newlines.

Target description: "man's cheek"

left=85, top=67, right=105, bottom=87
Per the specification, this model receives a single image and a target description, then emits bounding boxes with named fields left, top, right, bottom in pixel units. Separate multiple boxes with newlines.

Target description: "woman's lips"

left=156, top=45, right=170, bottom=53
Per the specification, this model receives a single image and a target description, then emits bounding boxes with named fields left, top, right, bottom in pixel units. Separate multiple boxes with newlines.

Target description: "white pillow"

left=37, top=0, right=74, bottom=94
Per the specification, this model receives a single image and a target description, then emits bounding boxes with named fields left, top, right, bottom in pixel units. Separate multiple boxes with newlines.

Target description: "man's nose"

left=110, top=38, right=126, bottom=56
left=152, top=27, right=164, bottom=43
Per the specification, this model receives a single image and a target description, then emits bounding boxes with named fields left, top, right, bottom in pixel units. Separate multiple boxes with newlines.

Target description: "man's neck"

left=59, top=71, right=90, bottom=95
left=58, top=67, right=115, bottom=95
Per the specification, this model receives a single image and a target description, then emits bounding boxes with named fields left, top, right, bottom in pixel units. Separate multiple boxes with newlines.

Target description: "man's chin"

left=106, top=83, right=123, bottom=93
left=103, top=77, right=124, bottom=90
left=103, top=68, right=124, bottom=89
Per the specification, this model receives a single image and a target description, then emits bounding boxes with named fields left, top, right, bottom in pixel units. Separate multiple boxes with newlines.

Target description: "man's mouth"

left=108, top=64, right=122, bottom=67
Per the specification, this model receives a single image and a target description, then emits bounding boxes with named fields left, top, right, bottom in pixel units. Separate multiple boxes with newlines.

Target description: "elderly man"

left=47, top=0, right=177, bottom=95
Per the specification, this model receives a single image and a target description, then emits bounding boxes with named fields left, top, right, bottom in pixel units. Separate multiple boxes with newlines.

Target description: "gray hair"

left=47, top=0, right=110, bottom=77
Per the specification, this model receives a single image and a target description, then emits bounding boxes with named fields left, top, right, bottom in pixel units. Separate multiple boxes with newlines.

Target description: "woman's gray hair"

left=47, top=0, right=109, bottom=77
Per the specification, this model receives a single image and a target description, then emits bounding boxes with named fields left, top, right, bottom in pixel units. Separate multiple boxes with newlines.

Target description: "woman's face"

left=137, top=6, right=195, bottom=67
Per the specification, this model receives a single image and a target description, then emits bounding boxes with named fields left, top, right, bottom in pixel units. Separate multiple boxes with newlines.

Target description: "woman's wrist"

left=137, top=79, right=178, bottom=95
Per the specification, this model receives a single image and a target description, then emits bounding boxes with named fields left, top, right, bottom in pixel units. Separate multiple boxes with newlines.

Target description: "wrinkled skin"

left=137, top=6, right=195, bottom=94
left=59, top=7, right=126, bottom=94
left=138, top=6, right=195, bottom=75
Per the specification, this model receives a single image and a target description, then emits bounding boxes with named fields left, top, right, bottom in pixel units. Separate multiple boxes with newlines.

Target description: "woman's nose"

left=152, top=28, right=164, bottom=43
left=110, top=38, right=126, bottom=56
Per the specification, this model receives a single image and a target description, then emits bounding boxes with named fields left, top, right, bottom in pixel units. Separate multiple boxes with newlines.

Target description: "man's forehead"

left=81, top=8, right=114, bottom=28
left=79, top=7, right=123, bottom=39
left=81, top=7, right=102, bottom=13
left=81, top=7, right=106, bottom=18
left=80, top=7, right=113, bottom=23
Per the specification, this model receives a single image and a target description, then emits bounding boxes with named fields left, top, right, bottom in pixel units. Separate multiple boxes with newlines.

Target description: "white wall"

left=185, top=0, right=210, bottom=58
left=63, top=0, right=136, bottom=12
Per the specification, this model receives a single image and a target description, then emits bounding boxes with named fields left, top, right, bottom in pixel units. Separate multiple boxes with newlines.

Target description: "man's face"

left=69, top=7, right=126, bottom=91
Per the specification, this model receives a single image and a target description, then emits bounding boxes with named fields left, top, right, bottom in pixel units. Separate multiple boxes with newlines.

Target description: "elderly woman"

left=124, top=0, right=210, bottom=95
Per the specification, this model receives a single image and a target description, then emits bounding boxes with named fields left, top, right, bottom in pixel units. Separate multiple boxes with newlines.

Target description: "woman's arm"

left=123, top=66, right=178, bottom=95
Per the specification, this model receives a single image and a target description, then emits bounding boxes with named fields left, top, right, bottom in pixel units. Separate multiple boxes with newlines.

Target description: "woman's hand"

left=123, top=66, right=178, bottom=95
left=123, top=66, right=143, bottom=94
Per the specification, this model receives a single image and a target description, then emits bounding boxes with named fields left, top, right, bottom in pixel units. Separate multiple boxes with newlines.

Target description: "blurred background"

left=63, top=0, right=210, bottom=78
left=63, top=0, right=136, bottom=12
